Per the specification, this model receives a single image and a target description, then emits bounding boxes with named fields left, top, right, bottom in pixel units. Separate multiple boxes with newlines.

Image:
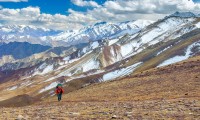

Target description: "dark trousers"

left=57, top=93, right=62, bottom=101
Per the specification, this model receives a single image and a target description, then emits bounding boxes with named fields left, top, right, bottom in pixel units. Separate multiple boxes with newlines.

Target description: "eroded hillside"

left=0, top=56, right=199, bottom=119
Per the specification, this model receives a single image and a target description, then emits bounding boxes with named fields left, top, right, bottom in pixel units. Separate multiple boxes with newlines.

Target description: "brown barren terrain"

left=0, top=56, right=200, bottom=119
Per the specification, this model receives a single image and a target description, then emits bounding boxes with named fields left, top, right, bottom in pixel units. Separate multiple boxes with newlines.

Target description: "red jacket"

left=55, top=86, right=64, bottom=94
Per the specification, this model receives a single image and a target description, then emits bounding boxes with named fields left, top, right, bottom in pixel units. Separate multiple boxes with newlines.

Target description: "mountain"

left=47, top=20, right=154, bottom=46
left=0, top=12, right=200, bottom=105
left=169, top=11, right=196, bottom=18
left=0, top=25, right=61, bottom=46
left=0, top=55, right=15, bottom=67
left=0, top=20, right=154, bottom=47
left=0, top=55, right=199, bottom=119
left=0, top=42, right=51, bottom=59
left=0, top=45, right=80, bottom=71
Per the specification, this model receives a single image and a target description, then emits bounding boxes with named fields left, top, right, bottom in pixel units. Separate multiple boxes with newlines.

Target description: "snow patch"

left=120, top=43, right=133, bottom=57
left=102, top=62, right=142, bottom=81
left=82, top=47, right=88, bottom=53
left=90, top=41, right=99, bottom=49
left=44, top=76, right=58, bottom=82
left=132, top=19, right=154, bottom=28
left=156, top=45, right=172, bottom=55
left=158, top=56, right=188, bottom=67
left=20, top=81, right=34, bottom=87
left=63, top=56, right=70, bottom=61
left=119, top=36, right=144, bottom=59
left=130, top=33, right=139, bottom=39
left=39, top=82, right=58, bottom=93
left=34, top=64, right=54, bottom=75
left=67, top=70, right=105, bottom=82
left=1, top=27, right=12, bottom=32
left=19, top=36, right=25, bottom=39
left=68, top=57, right=80, bottom=63
left=40, top=65, right=54, bottom=74
left=82, top=59, right=100, bottom=72
left=108, top=38, right=119, bottom=46
left=196, top=22, right=200, bottom=28
left=7, top=86, right=18, bottom=91
left=158, top=42, right=200, bottom=67
left=68, top=51, right=92, bottom=64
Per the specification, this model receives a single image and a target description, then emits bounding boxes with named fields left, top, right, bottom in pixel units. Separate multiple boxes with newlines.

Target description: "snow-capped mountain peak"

left=118, top=19, right=154, bottom=29
left=0, top=20, right=154, bottom=47
left=45, top=19, right=154, bottom=46
left=169, top=11, right=196, bottom=18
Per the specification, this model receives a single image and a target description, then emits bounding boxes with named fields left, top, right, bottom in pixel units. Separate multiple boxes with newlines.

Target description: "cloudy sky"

left=0, top=0, right=200, bottom=31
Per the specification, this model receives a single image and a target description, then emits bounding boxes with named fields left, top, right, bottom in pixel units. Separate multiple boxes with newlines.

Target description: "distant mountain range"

left=0, top=42, right=51, bottom=59
left=0, top=12, right=200, bottom=102
left=0, top=20, right=154, bottom=47
left=169, top=11, right=196, bottom=18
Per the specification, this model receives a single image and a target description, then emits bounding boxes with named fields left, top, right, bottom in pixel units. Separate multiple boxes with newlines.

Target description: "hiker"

left=55, top=84, right=64, bottom=101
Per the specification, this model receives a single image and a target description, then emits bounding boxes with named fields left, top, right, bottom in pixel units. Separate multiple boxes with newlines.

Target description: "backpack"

left=56, top=87, right=63, bottom=94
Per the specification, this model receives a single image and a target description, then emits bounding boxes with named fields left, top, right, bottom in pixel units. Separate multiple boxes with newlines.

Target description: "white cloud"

left=0, top=0, right=28, bottom=2
left=0, top=6, right=98, bottom=30
left=85, top=0, right=200, bottom=22
left=103, top=0, right=200, bottom=14
left=0, top=7, right=69, bottom=30
left=71, top=0, right=100, bottom=7
left=0, top=0, right=200, bottom=31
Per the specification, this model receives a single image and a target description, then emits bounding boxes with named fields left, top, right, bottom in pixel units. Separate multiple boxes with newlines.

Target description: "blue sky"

left=0, top=0, right=106, bottom=15
left=193, top=0, right=200, bottom=3
left=0, top=0, right=199, bottom=15
left=0, top=0, right=200, bottom=30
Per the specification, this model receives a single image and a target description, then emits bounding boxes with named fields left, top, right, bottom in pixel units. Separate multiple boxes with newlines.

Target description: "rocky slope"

left=0, top=55, right=199, bottom=119
left=1, top=99, right=199, bottom=120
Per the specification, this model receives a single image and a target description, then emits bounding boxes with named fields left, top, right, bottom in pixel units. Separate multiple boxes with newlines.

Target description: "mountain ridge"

left=0, top=19, right=154, bottom=47
left=0, top=42, right=51, bottom=59
left=169, top=11, right=197, bottom=18
left=0, top=12, right=200, bottom=106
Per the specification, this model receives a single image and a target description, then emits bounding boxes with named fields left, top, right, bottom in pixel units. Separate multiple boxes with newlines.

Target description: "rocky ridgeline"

left=0, top=98, right=199, bottom=120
